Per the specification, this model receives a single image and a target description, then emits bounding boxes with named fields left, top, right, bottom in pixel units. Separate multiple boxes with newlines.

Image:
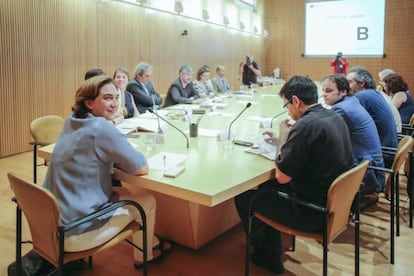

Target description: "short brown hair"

left=72, top=75, right=115, bottom=118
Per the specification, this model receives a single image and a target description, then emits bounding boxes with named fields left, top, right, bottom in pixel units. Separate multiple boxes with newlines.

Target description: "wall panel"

left=0, top=0, right=264, bottom=157
left=263, top=0, right=414, bottom=89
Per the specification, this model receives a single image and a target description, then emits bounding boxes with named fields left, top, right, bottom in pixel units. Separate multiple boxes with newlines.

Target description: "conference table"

left=38, top=85, right=289, bottom=249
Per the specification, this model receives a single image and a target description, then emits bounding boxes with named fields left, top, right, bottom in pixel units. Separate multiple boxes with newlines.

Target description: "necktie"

left=221, top=78, right=227, bottom=92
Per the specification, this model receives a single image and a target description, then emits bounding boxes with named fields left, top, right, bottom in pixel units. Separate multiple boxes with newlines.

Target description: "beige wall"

left=1, top=0, right=413, bottom=158
left=263, top=0, right=414, bottom=89
left=0, top=0, right=264, bottom=157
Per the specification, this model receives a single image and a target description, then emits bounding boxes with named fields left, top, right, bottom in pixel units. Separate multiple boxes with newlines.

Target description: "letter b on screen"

left=357, top=27, right=369, bottom=40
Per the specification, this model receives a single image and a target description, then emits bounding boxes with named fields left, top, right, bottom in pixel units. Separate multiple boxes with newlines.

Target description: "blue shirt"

left=398, top=91, right=414, bottom=124
left=43, top=113, right=147, bottom=234
left=355, top=89, right=398, bottom=149
left=332, top=96, right=385, bottom=193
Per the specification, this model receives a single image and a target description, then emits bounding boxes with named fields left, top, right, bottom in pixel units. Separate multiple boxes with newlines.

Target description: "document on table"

left=116, top=117, right=168, bottom=134
left=183, top=128, right=223, bottom=137
left=147, top=152, right=189, bottom=170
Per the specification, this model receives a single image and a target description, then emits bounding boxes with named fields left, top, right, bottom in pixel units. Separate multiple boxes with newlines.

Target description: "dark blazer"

left=126, top=77, right=163, bottom=114
left=163, top=78, right=200, bottom=107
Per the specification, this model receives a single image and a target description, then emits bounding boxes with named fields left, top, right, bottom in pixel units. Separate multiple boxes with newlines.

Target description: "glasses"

left=283, top=100, right=291, bottom=109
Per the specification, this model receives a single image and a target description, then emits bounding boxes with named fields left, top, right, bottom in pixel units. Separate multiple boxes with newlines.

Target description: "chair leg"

left=354, top=193, right=360, bottom=276
left=409, top=152, right=413, bottom=228
left=88, top=256, right=92, bottom=269
left=245, top=215, right=253, bottom=276
left=16, top=205, right=22, bottom=276
left=390, top=173, right=395, bottom=264
left=33, top=144, right=37, bottom=184
left=323, top=224, right=328, bottom=276
left=396, top=174, right=400, bottom=237
left=291, top=235, right=296, bottom=251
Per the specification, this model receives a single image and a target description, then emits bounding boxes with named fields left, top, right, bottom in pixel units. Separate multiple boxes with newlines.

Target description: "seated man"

left=322, top=74, right=385, bottom=199
left=126, top=62, right=163, bottom=114
left=163, top=65, right=200, bottom=107
left=212, top=65, right=231, bottom=93
left=235, top=76, right=353, bottom=274
left=347, top=66, right=398, bottom=168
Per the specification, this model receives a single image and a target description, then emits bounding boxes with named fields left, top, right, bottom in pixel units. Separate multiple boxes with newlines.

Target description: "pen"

left=163, top=154, right=166, bottom=168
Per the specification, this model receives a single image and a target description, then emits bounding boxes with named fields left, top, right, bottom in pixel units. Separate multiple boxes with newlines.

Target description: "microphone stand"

left=151, top=92, right=162, bottom=134
left=148, top=108, right=189, bottom=148
left=270, top=111, right=288, bottom=128
left=228, top=102, right=252, bottom=139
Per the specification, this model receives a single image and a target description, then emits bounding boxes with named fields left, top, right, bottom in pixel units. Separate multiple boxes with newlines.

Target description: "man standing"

left=235, top=76, right=353, bottom=274
left=212, top=65, right=230, bottom=93
left=126, top=62, right=163, bottom=114
left=164, top=65, right=200, bottom=107
left=239, top=54, right=261, bottom=87
left=322, top=74, right=385, bottom=199
left=330, top=52, right=349, bottom=75
left=346, top=66, right=398, bottom=168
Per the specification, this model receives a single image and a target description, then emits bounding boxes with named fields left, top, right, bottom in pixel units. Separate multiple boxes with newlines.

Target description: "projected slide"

left=305, top=0, right=386, bottom=57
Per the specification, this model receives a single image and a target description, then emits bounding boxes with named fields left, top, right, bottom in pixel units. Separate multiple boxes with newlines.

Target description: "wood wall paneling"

left=0, top=0, right=264, bottom=157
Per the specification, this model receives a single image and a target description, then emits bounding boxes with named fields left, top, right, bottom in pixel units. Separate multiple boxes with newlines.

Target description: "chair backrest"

left=409, top=114, right=414, bottom=127
left=385, top=135, right=413, bottom=195
left=8, top=172, right=61, bottom=264
left=326, top=160, right=369, bottom=241
left=30, top=115, right=64, bottom=144
left=391, top=136, right=413, bottom=171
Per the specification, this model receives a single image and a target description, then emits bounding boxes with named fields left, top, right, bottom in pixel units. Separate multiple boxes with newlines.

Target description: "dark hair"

left=321, top=74, right=350, bottom=96
left=72, top=75, right=115, bottom=118
left=383, top=73, right=409, bottom=94
left=348, top=66, right=376, bottom=89
left=279, top=76, right=318, bottom=105
left=84, top=68, right=105, bottom=80
left=196, top=65, right=211, bottom=81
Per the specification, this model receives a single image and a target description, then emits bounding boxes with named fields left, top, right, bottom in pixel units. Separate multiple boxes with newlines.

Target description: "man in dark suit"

left=126, top=62, right=163, bottom=114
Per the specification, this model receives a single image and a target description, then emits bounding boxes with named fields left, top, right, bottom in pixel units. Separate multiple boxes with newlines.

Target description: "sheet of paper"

left=147, top=152, right=189, bottom=170
left=244, top=148, right=276, bottom=161
left=183, top=128, right=223, bottom=138
left=206, top=111, right=236, bottom=117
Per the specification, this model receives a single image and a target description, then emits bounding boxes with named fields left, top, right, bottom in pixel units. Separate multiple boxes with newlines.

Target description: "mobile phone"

left=127, top=133, right=140, bottom=138
left=233, top=140, right=253, bottom=147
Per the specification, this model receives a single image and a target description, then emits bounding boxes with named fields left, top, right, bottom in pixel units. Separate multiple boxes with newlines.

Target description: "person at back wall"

left=126, top=62, right=163, bottom=114
left=330, top=52, right=349, bottom=75
left=239, top=54, right=261, bottom=88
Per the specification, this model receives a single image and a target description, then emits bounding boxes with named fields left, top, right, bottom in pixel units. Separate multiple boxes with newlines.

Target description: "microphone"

left=270, top=110, right=288, bottom=128
left=150, top=93, right=162, bottom=134
left=228, top=102, right=252, bottom=139
left=148, top=108, right=189, bottom=148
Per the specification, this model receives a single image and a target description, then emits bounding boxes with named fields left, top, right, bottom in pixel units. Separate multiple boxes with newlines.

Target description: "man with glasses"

left=235, top=76, right=353, bottom=274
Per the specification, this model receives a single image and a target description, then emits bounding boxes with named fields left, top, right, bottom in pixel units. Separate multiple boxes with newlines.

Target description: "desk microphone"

left=270, top=110, right=288, bottom=128
left=150, top=93, right=162, bottom=133
left=228, top=102, right=252, bottom=139
left=148, top=108, right=189, bottom=148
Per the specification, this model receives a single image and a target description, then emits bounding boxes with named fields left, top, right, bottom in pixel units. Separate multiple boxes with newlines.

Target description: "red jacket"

left=330, top=58, right=349, bottom=74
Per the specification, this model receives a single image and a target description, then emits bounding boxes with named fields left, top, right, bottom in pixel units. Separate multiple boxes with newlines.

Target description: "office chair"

left=245, top=160, right=369, bottom=276
left=8, top=172, right=148, bottom=276
left=372, top=135, right=413, bottom=264
left=29, top=115, right=64, bottom=183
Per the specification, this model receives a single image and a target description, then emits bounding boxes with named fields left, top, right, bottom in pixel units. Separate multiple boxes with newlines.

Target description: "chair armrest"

left=276, top=191, right=328, bottom=214
left=381, top=146, right=397, bottom=153
left=248, top=188, right=328, bottom=216
left=29, top=141, right=50, bottom=147
left=63, top=200, right=146, bottom=233
left=367, top=165, right=394, bottom=174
